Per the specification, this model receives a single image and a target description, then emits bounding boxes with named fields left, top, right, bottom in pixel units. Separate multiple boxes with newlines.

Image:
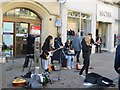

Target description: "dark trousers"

left=75, top=51, right=81, bottom=62
left=79, top=54, right=90, bottom=75
left=96, top=45, right=101, bottom=53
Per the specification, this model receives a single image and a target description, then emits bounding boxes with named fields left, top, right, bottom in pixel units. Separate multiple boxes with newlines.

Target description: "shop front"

left=96, top=3, right=114, bottom=52
left=1, top=1, right=60, bottom=57
left=2, top=8, right=42, bottom=57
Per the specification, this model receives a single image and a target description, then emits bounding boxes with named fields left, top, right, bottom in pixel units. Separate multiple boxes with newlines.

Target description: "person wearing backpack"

left=114, top=43, right=120, bottom=90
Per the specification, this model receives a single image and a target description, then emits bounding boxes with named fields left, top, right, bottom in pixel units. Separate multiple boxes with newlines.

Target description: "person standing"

left=114, top=44, right=120, bottom=90
left=72, top=33, right=81, bottom=63
left=52, top=33, right=66, bottom=67
left=96, top=35, right=102, bottom=53
left=40, top=35, right=54, bottom=72
left=79, top=35, right=91, bottom=75
left=88, top=33, right=95, bottom=54
left=54, top=33, right=63, bottom=49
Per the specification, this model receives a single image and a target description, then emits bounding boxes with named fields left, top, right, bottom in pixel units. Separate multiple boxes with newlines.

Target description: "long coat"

left=114, top=44, right=120, bottom=74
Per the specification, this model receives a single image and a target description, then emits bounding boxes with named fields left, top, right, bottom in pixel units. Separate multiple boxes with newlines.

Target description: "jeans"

left=66, top=55, right=74, bottom=69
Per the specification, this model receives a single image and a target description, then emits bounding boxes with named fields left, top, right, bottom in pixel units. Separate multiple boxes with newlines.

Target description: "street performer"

left=40, top=35, right=54, bottom=72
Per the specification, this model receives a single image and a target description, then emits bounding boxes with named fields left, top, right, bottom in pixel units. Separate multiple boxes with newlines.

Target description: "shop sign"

left=55, top=17, right=61, bottom=27
left=31, top=26, right=40, bottom=35
left=97, top=4, right=113, bottom=23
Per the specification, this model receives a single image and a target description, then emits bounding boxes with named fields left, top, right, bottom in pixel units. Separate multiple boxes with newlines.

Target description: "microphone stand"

left=55, top=40, right=66, bottom=82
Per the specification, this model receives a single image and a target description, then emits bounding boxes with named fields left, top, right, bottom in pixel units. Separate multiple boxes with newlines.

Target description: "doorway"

left=15, top=22, right=29, bottom=57
left=3, top=8, right=42, bottom=57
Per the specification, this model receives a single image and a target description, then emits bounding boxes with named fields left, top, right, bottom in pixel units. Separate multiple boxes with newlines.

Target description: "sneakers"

left=67, top=67, right=71, bottom=69
left=71, top=66, right=74, bottom=69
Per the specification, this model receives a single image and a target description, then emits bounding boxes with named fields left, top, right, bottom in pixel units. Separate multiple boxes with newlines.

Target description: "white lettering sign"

left=97, top=4, right=113, bottom=23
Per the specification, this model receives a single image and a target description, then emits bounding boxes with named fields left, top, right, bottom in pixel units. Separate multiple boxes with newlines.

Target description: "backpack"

left=28, top=74, right=43, bottom=88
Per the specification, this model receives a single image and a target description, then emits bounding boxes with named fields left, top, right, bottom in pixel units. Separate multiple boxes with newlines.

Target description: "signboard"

left=31, top=26, right=40, bottom=35
left=55, top=17, right=61, bottom=27
left=97, top=4, right=113, bottom=23
left=3, top=22, right=14, bottom=33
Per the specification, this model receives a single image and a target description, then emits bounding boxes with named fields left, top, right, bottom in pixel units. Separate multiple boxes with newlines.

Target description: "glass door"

left=15, top=22, right=28, bottom=57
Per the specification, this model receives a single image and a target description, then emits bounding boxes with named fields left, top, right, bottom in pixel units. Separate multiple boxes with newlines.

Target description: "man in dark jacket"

left=96, top=35, right=102, bottom=53
left=114, top=44, right=120, bottom=90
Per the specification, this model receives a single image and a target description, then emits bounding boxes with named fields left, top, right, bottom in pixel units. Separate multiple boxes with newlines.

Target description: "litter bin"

left=0, top=52, right=6, bottom=89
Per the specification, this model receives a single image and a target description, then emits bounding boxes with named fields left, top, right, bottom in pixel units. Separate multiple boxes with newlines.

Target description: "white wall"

left=66, top=0, right=97, bottom=15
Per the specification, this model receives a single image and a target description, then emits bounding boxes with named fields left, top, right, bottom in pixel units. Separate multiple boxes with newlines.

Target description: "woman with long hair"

left=64, top=39, right=75, bottom=69
left=79, top=35, right=91, bottom=75
left=40, top=35, right=53, bottom=72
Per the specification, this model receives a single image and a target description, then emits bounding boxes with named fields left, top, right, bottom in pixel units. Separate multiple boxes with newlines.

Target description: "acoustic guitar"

left=12, top=78, right=27, bottom=87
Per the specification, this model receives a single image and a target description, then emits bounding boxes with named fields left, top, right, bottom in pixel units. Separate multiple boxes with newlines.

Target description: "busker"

left=79, top=35, right=91, bottom=75
left=40, top=35, right=54, bottom=72
left=64, top=39, right=75, bottom=69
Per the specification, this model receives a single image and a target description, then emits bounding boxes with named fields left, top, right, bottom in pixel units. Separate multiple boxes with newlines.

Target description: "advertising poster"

left=3, top=22, right=14, bottom=33
left=31, top=26, right=41, bottom=35
left=2, top=22, right=14, bottom=56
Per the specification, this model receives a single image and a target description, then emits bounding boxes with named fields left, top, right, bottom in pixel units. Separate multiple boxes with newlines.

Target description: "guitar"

left=45, top=47, right=63, bottom=59
left=12, top=78, right=27, bottom=86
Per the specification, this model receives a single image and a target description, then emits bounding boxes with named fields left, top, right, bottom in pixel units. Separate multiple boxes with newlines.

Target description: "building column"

left=91, top=15, right=96, bottom=53
left=0, top=2, right=2, bottom=51
left=108, top=23, right=114, bottom=52
left=86, top=19, right=91, bottom=34
left=60, top=3, right=67, bottom=45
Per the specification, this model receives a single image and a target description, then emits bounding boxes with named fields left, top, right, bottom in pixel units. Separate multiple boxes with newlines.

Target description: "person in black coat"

left=40, top=35, right=54, bottom=72
left=88, top=33, right=95, bottom=54
left=79, top=35, right=91, bottom=75
left=52, top=33, right=66, bottom=67
left=114, top=44, right=120, bottom=89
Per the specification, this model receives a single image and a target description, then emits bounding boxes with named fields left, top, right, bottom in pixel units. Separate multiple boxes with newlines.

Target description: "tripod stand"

left=52, top=41, right=66, bottom=81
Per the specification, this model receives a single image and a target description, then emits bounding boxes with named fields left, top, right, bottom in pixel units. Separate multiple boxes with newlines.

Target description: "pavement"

left=4, top=51, right=119, bottom=89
